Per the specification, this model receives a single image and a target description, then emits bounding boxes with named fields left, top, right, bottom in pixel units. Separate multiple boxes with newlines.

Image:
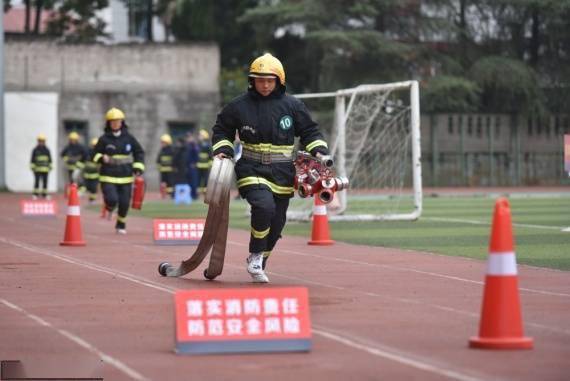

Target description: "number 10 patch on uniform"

left=279, top=115, right=293, bottom=130
left=174, top=287, right=312, bottom=354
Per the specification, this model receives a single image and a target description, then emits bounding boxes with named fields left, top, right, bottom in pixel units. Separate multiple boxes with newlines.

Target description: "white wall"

left=5, top=92, right=59, bottom=193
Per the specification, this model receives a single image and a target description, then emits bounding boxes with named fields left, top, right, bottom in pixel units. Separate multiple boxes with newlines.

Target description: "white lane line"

left=4, top=215, right=570, bottom=332
left=2, top=238, right=492, bottom=381
left=313, top=326, right=487, bottom=381
left=0, top=298, right=151, bottom=381
left=4, top=215, right=568, bottom=297
left=261, top=245, right=570, bottom=298
left=0, top=236, right=177, bottom=294
left=6, top=230, right=569, bottom=337
left=424, top=216, right=566, bottom=231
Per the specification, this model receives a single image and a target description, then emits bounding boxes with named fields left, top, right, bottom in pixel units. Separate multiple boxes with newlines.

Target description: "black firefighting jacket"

left=83, top=148, right=100, bottom=180
left=197, top=141, right=213, bottom=170
left=30, top=145, right=52, bottom=173
left=92, top=126, right=145, bottom=184
left=156, top=145, right=175, bottom=173
left=212, top=86, right=329, bottom=198
left=60, top=143, right=87, bottom=171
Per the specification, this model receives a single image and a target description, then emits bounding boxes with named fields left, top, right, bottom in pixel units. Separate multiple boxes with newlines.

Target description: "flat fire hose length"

left=158, top=158, right=234, bottom=280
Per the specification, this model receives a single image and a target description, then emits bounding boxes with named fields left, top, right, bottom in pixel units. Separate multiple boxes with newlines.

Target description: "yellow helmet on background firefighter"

left=160, top=134, right=173, bottom=145
left=90, top=138, right=98, bottom=147
left=105, top=107, right=125, bottom=121
left=37, top=133, right=47, bottom=141
left=199, top=129, right=210, bottom=140
left=249, top=53, right=285, bottom=85
left=68, top=131, right=80, bottom=141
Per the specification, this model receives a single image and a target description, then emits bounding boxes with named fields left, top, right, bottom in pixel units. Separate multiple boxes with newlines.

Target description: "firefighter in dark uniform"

left=157, top=134, right=175, bottom=198
left=83, top=138, right=100, bottom=203
left=197, top=129, right=212, bottom=195
left=30, top=134, right=52, bottom=199
left=212, top=53, right=329, bottom=283
left=60, top=131, right=86, bottom=186
left=93, top=107, right=145, bottom=234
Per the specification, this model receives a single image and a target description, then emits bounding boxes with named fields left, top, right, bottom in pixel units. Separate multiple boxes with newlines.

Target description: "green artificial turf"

left=123, top=195, right=570, bottom=270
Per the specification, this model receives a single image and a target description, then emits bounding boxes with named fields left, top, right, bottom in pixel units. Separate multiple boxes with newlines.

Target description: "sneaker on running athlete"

left=116, top=228, right=127, bottom=235
left=246, top=252, right=269, bottom=283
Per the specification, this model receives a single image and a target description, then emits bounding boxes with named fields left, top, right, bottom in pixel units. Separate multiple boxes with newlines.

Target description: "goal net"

left=289, top=81, right=422, bottom=221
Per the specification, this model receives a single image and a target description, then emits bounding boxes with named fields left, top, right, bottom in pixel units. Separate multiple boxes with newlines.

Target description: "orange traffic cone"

left=60, top=183, right=86, bottom=246
left=469, top=198, right=533, bottom=349
left=308, top=196, right=334, bottom=245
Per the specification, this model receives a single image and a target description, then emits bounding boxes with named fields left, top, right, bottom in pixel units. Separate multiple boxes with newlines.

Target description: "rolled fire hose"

left=158, top=157, right=234, bottom=280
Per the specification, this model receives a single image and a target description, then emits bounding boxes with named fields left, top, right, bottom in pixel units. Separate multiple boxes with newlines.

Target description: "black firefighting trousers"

left=33, top=172, right=48, bottom=197
left=85, top=179, right=99, bottom=201
left=245, top=187, right=290, bottom=254
left=101, top=182, right=132, bottom=229
left=198, top=168, right=209, bottom=193
left=160, top=172, right=174, bottom=197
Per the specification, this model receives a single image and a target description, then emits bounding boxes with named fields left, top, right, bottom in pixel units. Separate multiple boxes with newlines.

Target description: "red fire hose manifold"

left=294, top=151, right=349, bottom=204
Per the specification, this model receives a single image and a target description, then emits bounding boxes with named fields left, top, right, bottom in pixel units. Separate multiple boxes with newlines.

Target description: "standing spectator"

left=172, top=136, right=188, bottom=189
left=157, top=134, right=175, bottom=198
left=185, top=133, right=200, bottom=200
left=196, top=129, right=212, bottom=196
left=30, top=134, right=52, bottom=199
left=60, top=131, right=87, bottom=187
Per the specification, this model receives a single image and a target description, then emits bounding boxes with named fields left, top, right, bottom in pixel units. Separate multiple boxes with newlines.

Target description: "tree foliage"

left=422, top=75, right=480, bottom=113
left=45, top=0, right=108, bottom=42
left=4, top=0, right=569, bottom=113
left=469, top=56, right=545, bottom=115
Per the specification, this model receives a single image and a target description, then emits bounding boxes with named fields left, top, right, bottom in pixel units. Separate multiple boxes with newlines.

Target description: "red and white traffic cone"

left=308, top=196, right=334, bottom=245
left=469, top=197, right=533, bottom=349
left=60, top=183, right=86, bottom=246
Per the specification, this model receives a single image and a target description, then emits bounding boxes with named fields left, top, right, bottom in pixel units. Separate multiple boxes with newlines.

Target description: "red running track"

left=1, top=193, right=569, bottom=381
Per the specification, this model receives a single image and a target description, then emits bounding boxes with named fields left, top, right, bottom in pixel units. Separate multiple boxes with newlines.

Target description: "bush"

left=422, top=76, right=481, bottom=113
left=469, top=56, right=545, bottom=115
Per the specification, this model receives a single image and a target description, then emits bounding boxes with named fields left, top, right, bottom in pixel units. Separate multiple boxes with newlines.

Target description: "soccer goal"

left=290, top=80, right=422, bottom=221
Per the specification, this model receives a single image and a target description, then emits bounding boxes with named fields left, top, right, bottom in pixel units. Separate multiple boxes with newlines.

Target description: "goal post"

left=290, top=80, right=422, bottom=221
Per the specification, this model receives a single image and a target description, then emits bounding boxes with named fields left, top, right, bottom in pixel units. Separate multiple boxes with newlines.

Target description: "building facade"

left=5, top=39, right=220, bottom=189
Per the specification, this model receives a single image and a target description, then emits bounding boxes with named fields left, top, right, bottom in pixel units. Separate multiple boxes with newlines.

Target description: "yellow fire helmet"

left=37, top=133, right=47, bottom=141
left=199, top=129, right=210, bottom=140
left=90, top=138, right=98, bottom=147
left=249, top=53, right=285, bottom=85
left=160, top=134, right=173, bottom=145
left=68, top=131, right=80, bottom=141
left=105, top=107, right=125, bottom=121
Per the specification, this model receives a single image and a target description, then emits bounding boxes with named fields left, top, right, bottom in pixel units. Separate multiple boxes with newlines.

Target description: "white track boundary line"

left=266, top=245, right=570, bottom=298
left=4, top=216, right=568, bottom=298
left=0, top=237, right=177, bottom=294
left=424, top=216, right=565, bottom=231
left=1, top=237, right=489, bottom=381
left=0, top=298, right=150, bottom=381
left=312, top=326, right=487, bottom=381
left=3, top=216, right=570, bottom=331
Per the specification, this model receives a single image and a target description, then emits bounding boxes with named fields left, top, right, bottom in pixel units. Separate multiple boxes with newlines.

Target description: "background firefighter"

left=93, top=107, right=145, bottom=234
left=30, top=134, right=53, bottom=199
left=197, top=129, right=212, bottom=196
left=157, top=134, right=175, bottom=198
left=212, top=53, right=329, bottom=283
left=60, top=131, right=87, bottom=186
left=83, top=138, right=100, bottom=203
